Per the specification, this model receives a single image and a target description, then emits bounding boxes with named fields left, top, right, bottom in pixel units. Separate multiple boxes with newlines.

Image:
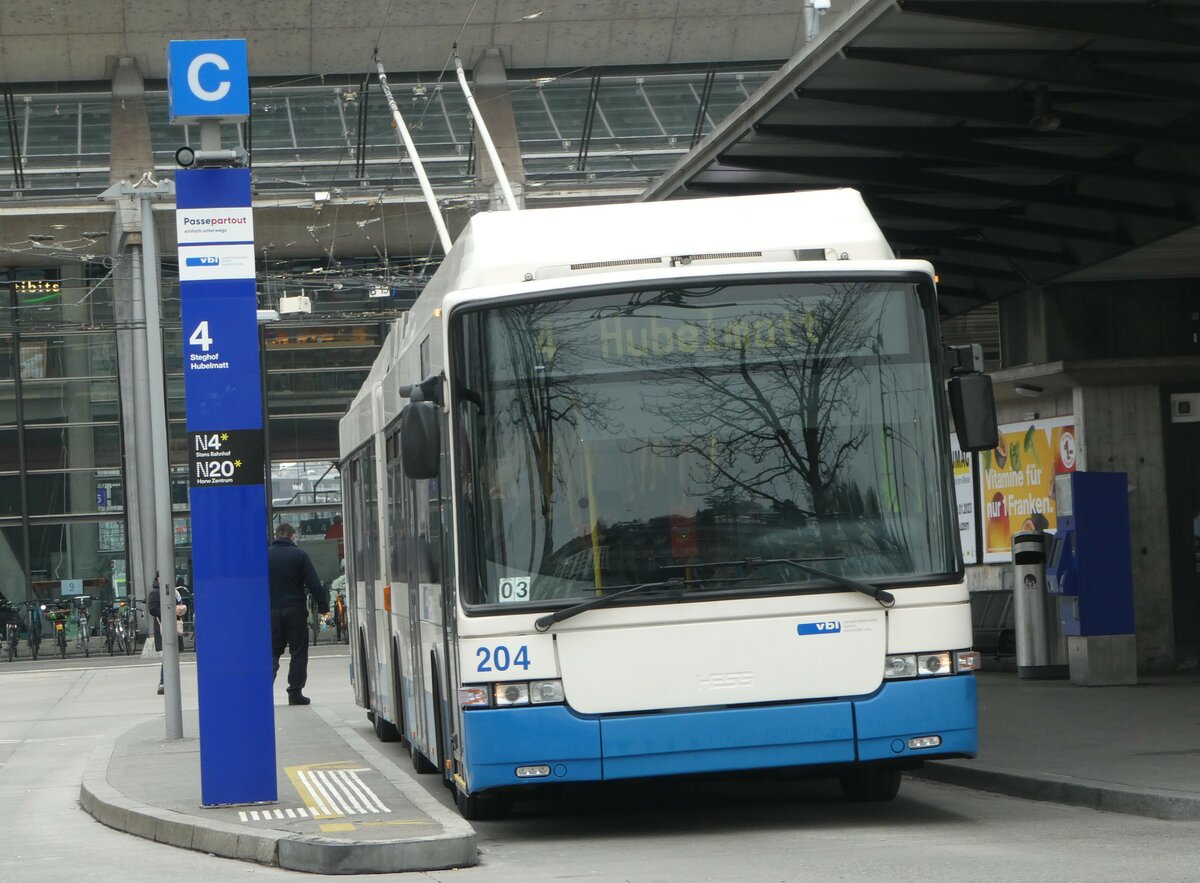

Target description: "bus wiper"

left=662, top=556, right=895, bottom=608
left=533, top=579, right=685, bottom=632
left=749, top=557, right=895, bottom=608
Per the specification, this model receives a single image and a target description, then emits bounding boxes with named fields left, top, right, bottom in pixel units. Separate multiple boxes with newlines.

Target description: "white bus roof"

left=342, top=189, right=900, bottom=445
left=427, top=188, right=893, bottom=297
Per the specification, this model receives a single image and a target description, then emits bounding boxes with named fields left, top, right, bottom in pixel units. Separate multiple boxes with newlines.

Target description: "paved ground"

left=919, top=670, right=1200, bottom=820
left=69, top=652, right=1200, bottom=874
left=77, top=645, right=475, bottom=873
left=6, top=651, right=1200, bottom=881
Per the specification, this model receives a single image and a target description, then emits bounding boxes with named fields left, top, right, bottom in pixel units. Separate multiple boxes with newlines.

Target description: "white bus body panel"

left=555, top=611, right=886, bottom=715
left=456, top=581, right=971, bottom=715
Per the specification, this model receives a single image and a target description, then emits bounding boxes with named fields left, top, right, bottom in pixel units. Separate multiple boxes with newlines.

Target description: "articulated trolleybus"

left=340, top=189, right=998, bottom=819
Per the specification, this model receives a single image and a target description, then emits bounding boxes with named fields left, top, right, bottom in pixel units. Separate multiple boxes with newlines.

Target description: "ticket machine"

left=1045, top=471, right=1137, bottom=685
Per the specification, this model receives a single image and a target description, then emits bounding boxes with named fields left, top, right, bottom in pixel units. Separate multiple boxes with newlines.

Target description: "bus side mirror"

left=948, top=374, right=999, bottom=452
left=400, top=401, right=441, bottom=479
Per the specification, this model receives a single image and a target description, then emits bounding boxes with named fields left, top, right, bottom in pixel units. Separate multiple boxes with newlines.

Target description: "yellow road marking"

left=320, top=823, right=356, bottom=833
left=284, top=760, right=363, bottom=820
left=360, top=820, right=435, bottom=827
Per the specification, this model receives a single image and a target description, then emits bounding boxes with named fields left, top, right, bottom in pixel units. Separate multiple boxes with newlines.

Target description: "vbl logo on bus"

left=797, top=620, right=841, bottom=636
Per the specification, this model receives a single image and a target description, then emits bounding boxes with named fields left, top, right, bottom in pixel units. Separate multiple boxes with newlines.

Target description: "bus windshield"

left=451, top=278, right=958, bottom=609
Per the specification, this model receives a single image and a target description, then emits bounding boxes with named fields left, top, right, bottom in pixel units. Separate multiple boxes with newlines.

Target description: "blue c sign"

left=168, top=39, right=250, bottom=123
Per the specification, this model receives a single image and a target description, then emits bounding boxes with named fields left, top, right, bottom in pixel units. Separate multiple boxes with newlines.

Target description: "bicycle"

left=309, top=595, right=324, bottom=646
left=1, top=602, right=19, bottom=662
left=75, top=595, right=91, bottom=658
left=45, top=601, right=70, bottom=659
left=100, top=602, right=119, bottom=656
left=23, top=601, right=41, bottom=660
left=119, top=600, right=138, bottom=655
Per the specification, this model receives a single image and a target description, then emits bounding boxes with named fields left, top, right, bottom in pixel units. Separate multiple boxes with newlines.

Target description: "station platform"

left=79, top=668, right=1200, bottom=875
left=80, top=700, right=477, bottom=874
left=920, top=670, right=1200, bottom=821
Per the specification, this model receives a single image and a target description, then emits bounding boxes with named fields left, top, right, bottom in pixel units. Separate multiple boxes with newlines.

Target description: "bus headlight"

left=530, top=679, right=564, bottom=704
left=916, top=652, right=953, bottom=676
left=494, top=682, right=530, bottom=706
left=885, top=650, right=976, bottom=680
left=883, top=655, right=917, bottom=679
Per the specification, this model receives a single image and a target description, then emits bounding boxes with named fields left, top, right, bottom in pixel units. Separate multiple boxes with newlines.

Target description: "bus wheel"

left=839, top=767, right=902, bottom=802
left=411, top=742, right=437, bottom=774
left=455, top=787, right=513, bottom=821
left=373, top=711, right=400, bottom=742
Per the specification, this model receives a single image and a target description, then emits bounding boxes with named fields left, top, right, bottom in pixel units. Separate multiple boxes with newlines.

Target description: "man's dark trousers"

left=271, top=606, right=309, bottom=696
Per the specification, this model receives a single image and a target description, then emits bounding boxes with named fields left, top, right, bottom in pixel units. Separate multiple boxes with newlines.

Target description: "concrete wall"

left=1074, top=385, right=1175, bottom=673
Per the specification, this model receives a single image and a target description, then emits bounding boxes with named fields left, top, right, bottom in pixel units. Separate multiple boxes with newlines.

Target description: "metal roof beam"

left=937, top=290, right=1001, bottom=315
left=918, top=259, right=1022, bottom=282
left=714, top=155, right=1193, bottom=221
left=887, top=230, right=1075, bottom=265
left=797, top=88, right=1200, bottom=147
left=897, top=1, right=1200, bottom=49
left=843, top=48, right=1200, bottom=102
left=754, top=123, right=1200, bottom=189
left=867, top=196, right=1126, bottom=245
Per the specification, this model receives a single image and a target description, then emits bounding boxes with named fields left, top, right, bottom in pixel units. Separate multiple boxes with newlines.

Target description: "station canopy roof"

left=643, top=0, right=1200, bottom=316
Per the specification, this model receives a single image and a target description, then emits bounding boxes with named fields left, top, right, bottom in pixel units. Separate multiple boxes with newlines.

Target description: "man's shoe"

left=156, top=685, right=164, bottom=695
left=287, top=693, right=311, bottom=706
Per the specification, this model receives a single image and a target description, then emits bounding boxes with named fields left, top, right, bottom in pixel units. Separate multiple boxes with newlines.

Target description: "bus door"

left=396, top=467, right=441, bottom=767
left=348, top=451, right=378, bottom=708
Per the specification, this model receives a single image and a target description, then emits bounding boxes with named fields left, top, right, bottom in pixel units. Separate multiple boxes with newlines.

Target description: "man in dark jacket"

left=268, top=523, right=329, bottom=705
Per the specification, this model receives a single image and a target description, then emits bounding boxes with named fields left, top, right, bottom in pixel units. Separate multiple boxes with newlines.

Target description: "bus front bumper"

left=462, top=675, right=977, bottom=792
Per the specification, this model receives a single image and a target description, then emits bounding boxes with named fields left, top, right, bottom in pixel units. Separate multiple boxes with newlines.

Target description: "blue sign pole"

left=170, top=40, right=276, bottom=807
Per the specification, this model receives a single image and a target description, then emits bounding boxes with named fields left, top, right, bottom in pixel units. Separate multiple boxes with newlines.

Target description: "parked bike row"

left=1, top=581, right=339, bottom=661
left=0, top=595, right=185, bottom=662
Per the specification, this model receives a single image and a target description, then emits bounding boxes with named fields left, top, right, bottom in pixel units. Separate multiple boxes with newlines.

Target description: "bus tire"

left=373, top=711, right=401, bottom=742
left=411, top=742, right=437, bottom=774
left=839, top=767, right=902, bottom=802
left=455, top=787, right=512, bottom=821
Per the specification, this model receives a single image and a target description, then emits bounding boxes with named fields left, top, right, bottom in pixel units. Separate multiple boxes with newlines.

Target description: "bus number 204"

left=475, top=645, right=531, bottom=673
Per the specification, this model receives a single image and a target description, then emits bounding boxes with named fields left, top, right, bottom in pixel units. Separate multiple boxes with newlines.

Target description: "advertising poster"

left=979, top=416, right=1076, bottom=563
left=949, top=432, right=977, bottom=565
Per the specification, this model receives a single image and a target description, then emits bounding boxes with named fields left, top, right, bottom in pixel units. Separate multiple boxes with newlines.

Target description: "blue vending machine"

left=1045, top=471, right=1137, bottom=685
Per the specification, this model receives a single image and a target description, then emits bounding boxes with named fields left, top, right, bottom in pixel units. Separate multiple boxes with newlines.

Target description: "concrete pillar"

left=999, top=287, right=1049, bottom=367
left=471, top=49, right=525, bottom=210
left=110, top=57, right=156, bottom=605
left=61, top=265, right=100, bottom=580
left=1073, top=384, right=1175, bottom=672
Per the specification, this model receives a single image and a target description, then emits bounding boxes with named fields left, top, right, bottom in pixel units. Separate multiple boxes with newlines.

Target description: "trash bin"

left=1012, top=531, right=1068, bottom=679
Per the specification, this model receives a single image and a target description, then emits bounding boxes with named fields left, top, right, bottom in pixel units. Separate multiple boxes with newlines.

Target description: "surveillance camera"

left=812, top=0, right=832, bottom=10
left=175, top=145, right=248, bottom=169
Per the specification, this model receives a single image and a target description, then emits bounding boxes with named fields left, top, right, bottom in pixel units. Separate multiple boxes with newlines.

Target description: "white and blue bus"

left=339, top=189, right=997, bottom=819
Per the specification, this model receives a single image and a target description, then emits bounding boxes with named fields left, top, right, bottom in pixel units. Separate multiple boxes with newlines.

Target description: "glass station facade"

left=0, top=66, right=772, bottom=608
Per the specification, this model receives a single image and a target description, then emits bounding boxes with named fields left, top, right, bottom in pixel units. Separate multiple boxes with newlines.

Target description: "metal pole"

left=127, top=244, right=156, bottom=619
left=139, top=185, right=183, bottom=740
left=453, top=49, right=519, bottom=212
left=260, top=320, right=273, bottom=537
left=374, top=54, right=453, bottom=253
left=9, top=285, right=33, bottom=605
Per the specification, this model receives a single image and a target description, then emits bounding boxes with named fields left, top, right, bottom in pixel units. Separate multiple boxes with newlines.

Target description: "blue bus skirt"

left=462, top=675, right=978, bottom=792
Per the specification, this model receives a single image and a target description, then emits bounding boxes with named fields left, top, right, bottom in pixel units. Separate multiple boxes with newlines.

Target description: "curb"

left=80, top=714, right=478, bottom=874
left=916, top=760, right=1200, bottom=822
